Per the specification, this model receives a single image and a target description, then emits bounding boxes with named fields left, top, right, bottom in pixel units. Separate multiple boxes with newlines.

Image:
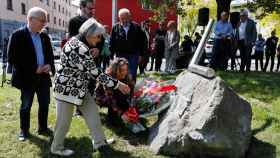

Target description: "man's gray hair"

left=240, top=8, right=249, bottom=16
left=118, top=8, right=131, bottom=17
left=27, top=7, right=47, bottom=20
left=79, top=18, right=105, bottom=37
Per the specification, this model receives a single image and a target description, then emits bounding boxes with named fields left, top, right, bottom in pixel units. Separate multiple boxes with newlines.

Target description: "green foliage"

left=259, top=12, right=280, bottom=37
left=248, top=0, right=280, bottom=17
left=178, top=0, right=217, bottom=37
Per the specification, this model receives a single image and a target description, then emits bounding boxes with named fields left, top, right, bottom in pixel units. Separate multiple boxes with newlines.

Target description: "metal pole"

left=188, top=19, right=215, bottom=78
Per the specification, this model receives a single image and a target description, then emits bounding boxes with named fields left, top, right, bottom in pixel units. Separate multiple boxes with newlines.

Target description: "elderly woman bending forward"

left=51, top=18, right=130, bottom=156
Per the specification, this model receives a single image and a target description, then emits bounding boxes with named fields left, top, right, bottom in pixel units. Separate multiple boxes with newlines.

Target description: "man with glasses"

left=7, top=7, right=55, bottom=141
left=237, top=8, right=257, bottom=72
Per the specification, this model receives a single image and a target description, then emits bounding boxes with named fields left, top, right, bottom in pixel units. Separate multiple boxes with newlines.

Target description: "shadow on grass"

left=246, top=137, right=276, bottom=158
left=28, top=135, right=140, bottom=158
left=245, top=118, right=276, bottom=158
left=252, top=118, right=273, bottom=136
left=99, top=113, right=150, bottom=146
left=218, top=71, right=280, bottom=103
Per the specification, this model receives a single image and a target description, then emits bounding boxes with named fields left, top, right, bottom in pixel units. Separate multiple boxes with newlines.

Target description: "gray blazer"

left=245, top=18, right=257, bottom=46
left=165, top=30, right=180, bottom=52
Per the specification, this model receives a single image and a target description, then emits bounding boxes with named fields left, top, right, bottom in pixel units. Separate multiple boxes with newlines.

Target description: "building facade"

left=0, top=0, right=78, bottom=53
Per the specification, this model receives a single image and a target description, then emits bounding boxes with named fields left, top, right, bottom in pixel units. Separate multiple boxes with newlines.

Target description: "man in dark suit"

left=7, top=7, right=55, bottom=141
left=237, top=8, right=257, bottom=72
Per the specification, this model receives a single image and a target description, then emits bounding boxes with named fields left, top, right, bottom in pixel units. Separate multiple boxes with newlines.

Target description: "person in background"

left=110, top=8, right=145, bottom=81
left=179, top=35, right=194, bottom=68
left=101, top=25, right=111, bottom=71
left=276, top=44, right=280, bottom=72
left=264, top=30, right=279, bottom=72
left=210, top=11, right=233, bottom=70
left=237, top=8, right=257, bottom=72
left=51, top=18, right=130, bottom=156
left=139, top=20, right=151, bottom=75
left=164, top=20, right=180, bottom=74
left=7, top=7, right=55, bottom=141
left=154, top=22, right=166, bottom=72
left=254, top=33, right=266, bottom=71
left=193, top=32, right=201, bottom=50
left=95, top=58, right=134, bottom=126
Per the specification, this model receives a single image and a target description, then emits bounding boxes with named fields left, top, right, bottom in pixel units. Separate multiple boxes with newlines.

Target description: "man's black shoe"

left=98, top=145, right=113, bottom=155
left=38, top=128, right=53, bottom=136
left=18, top=131, right=30, bottom=141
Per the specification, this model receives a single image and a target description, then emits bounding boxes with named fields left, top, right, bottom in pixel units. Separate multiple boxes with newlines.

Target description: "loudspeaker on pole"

left=198, top=8, right=209, bottom=26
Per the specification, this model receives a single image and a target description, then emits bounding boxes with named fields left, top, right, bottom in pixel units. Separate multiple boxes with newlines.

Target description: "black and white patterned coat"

left=53, top=37, right=119, bottom=105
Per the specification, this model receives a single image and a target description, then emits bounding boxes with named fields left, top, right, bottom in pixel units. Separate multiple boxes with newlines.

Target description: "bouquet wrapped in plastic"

left=131, top=79, right=176, bottom=118
left=120, top=79, right=176, bottom=133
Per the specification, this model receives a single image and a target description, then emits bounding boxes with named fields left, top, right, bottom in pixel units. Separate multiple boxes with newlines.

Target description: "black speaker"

left=198, top=8, right=209, bottom=26
left=230, top=12, right=240, bottom=29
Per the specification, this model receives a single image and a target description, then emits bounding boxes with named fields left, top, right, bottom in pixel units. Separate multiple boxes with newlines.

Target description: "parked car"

left=205, top=37, right=215, bottom=59
left=51, top=40, right=61, bottom=59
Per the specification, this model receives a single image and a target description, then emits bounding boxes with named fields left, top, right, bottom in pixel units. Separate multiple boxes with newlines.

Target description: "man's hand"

left=36, top=64, right=51, bottom=74
left=36, top=65, right=44, bottom=74
left=89, top=48, right=100, bottom=58
left=138, top=56, right=143, bottom=64
left=42, top=64, right=51, bottom=73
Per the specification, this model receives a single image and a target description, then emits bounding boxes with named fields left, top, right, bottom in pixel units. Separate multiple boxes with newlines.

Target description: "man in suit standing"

left=7, top=7, right=55, bottom=141
left=237, top=9, right=257, bottom=72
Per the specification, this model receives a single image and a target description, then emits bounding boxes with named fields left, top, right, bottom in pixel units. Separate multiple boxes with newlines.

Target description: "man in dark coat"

left=7, top=7, right=55, bottom=141
left=110, top=8, right=145, bottom=80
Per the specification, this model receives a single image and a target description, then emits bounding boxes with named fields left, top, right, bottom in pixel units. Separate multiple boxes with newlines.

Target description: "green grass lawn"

left=0, top=71, right=279, bottom=158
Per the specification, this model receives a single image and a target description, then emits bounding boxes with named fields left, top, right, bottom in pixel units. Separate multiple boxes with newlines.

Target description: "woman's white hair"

left=79, top=18, right=105, bottom=37
left=118, top=8, right=131, bottom=17
left=27, top=7, right=47, bottom=20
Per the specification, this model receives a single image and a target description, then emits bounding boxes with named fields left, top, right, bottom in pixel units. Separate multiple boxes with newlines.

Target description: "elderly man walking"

left=110, top=8, right=145, bottom=80
left=7, top=7, right=55, bottom=141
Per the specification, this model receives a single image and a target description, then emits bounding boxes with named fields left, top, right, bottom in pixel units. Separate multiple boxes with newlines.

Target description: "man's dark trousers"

left=20, top=76, right=50, bottom=133
left=239, top=40, right=252, bottom=72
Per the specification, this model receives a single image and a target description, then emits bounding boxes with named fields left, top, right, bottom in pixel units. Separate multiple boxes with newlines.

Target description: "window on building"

left=46, top=0, right=49, bottom=6
left=59, top=19, right=61, bottom=26
left=53, top=1, right=56, bottom=9
left=142, top=2, right=152, bottom=10
left=66, top=0, right=68, bottom=3
left=54, top=17, right=56, bottom=24
left=7, top=0, right=13, bottom=10
left=47, top=14, right=50, bottom=22
left=63, top=20, right=64, bottom=27
left=65, top=9, right=67, bottom=16
left=58, top=5, right=60, bottom=12
left=21, top=3, right=26, bottom=15
left=62, top=7, right=64, bottom=14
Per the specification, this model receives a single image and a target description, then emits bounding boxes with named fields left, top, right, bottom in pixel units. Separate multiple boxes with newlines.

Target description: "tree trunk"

left=216, top=0, right=232, bottom=20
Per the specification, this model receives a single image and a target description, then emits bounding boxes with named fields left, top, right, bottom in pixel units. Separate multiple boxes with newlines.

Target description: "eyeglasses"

left=96, top=34, right=102, bottom=39
left=34, top=17, right=47, bottom=24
